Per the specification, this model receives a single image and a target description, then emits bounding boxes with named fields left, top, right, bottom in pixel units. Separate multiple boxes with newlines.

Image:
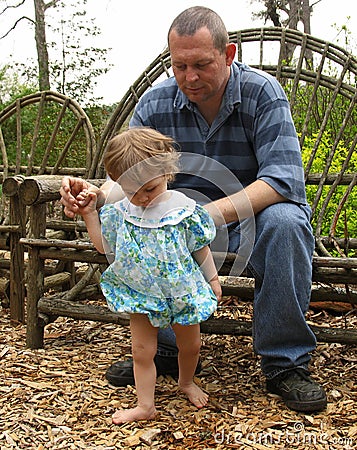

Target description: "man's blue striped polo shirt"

left=129, top=61, right=307, bottom=205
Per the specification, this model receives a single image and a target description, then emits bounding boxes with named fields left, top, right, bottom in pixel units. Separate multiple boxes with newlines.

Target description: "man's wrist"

left=93, top=190, right=105, bottom=210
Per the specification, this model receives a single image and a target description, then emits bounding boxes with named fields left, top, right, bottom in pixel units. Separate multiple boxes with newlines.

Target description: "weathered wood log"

left=310, top=284, right=357, bottom=304
left=0, top=235, right=9, bottom=249
left=61, top=264, right=100, bottom=301
left=19, top=175, right=63, bottom=205
left=221, top=277, right=255, bottom=299
left=20, top=238, right=108, bottom=264
left=26, top=203, right=46, bottom=349
left=14, top=217, right=357, bottom=252
left=312, top=267, right=357, bottom=284
left=20, top=237, right=95, bottom=250
left=321, top=237, right=357, bottom=250
left=0, top=259, right=71, bottom=276
left=45, top=230, right=68, bottom=240
left=0, top=269, right=9, bottom=279
left=43, top=283, right=101, bottom=301
left=19, top=177, right=105, bottom=206
left=306, top=173, right=356, bottom=185
left=0, top=259, right=10, bottom=269
left=0, top=165, right=88, bottom=177
left=312, top=257, right=357, bottom=269
left=221, top=276, right=357, bottom=304
left=2, top=175, right=25, bottom=196
left=39, top=248, right=108, bottom=264
left=19, top=240, right=357, bottom=269
left=35, top=252, right=355, bottom=285
left=0, top=277, right=10, bottom=300
left=9, top=189, right=26, bottom=323
left=36, top=296, right=357, bottom=344
left=44, top=272, right=71, bottom=290
left=38, top=313, right=58, bottom=327
left=40, top=271, right=357, bottom=304
left=200, top=318, right=357, bottom=344
left=38, top=296, right=130, bottom=325
left=309, top=301, right=353, bottom=313
left=46, top=219, right=87, bottom=232
left=75, top=285, right=102, bottom=299
left=0, top=225, right=22, bottom=232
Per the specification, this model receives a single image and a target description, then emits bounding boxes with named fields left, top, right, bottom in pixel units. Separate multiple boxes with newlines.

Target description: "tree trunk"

left=260, top=0, right=314, bottom=66
left=287, top=0, right=299, bottom=29
left=301, top=0, right=312, bottom=34
left=33, top=0, right=50, bottom=90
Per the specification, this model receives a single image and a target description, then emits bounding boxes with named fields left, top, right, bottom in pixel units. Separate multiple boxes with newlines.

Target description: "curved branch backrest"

left=94, top=27, right=357, bottom=256
left=0, top=91, right=96, bottom=181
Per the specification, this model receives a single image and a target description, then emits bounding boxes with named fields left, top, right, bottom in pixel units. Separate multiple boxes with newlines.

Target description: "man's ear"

left=225, top=43, right=236, bottom=66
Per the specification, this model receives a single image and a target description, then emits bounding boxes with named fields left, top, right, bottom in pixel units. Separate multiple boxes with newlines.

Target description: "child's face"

left=121, top=176, right=168, bottom=208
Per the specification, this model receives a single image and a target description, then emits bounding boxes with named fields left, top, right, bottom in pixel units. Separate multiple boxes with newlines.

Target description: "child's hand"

left=76, top=190, right=98, bottom=216
left=210, top=277, right=222, bottom=302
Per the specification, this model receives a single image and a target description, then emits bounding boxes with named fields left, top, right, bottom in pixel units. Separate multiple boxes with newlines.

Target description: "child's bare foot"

left=112, top=405, right=157, bottom=424
left=179, top=381, right=209, bottom=408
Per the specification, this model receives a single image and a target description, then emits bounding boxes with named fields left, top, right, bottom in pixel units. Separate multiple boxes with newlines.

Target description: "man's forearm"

left=204, top=180, right=286, bottom=226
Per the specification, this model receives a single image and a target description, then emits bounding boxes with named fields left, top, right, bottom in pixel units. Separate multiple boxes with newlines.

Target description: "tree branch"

left=44, top=0, right=61, bottom=10
left=310, top=0, right=323, bottom=7
left=0, top=15, right=35, bottom=39
left=0, top=0, right=26, bottom=16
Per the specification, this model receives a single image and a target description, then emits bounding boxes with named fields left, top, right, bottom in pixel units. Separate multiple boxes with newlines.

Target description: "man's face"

left=169, top=27, right=235, bottom=107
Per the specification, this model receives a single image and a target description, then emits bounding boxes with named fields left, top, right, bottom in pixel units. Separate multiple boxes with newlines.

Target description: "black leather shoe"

left=266, top=368, right=327, bottom=412
left=105, top=355, right=202, bottom=387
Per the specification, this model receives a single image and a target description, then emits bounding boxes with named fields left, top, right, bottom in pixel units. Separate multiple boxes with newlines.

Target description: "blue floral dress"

left=99, top=190, right=218, bottom=328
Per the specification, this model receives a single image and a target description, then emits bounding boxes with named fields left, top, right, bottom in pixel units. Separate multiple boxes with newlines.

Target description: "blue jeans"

left=157, top=202, right=317, bottom=379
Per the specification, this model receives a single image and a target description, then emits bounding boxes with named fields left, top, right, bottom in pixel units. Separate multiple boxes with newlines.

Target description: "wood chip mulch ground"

left=1, top=299, right=356, bottom=450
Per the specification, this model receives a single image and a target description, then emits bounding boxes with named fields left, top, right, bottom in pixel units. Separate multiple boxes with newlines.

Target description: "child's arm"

left=79, top=191, right=109, bottom=254
left=192, top=246, right=222, bottom=302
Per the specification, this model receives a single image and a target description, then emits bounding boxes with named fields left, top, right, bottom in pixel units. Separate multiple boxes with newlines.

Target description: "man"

left=61, top=6, right=327, bottom=412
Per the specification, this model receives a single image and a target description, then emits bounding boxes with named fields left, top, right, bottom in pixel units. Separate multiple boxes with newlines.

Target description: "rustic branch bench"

left=0, top=91, right=96, bottom=321
left=1, top=27, right=356, bottom=346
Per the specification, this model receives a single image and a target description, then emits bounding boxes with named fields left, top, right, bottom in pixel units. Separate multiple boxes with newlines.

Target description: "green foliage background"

left=301, top=133, right=357, bottom=239
left=0, top=100, right=115, bottom=172
left=280, top=76, right=357, bottom=248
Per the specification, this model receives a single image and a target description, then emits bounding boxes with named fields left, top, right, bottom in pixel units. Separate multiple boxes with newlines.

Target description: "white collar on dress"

left=114, top=190, right=196, bottom=228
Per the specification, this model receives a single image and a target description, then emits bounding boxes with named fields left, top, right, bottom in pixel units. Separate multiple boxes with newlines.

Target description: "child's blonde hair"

left=103, top=127, right=180, bottom=186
